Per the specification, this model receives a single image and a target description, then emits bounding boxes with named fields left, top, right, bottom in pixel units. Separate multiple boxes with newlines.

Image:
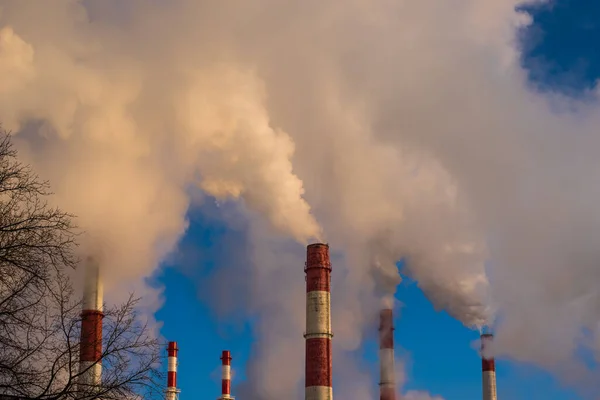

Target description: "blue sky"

left=154, top=1, right=599, bottom=399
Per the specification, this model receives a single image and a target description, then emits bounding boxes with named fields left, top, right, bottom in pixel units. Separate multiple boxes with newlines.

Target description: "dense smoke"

left=2, top=0, right=600, bottom=397
left=0, top=1, right=320, bottom=295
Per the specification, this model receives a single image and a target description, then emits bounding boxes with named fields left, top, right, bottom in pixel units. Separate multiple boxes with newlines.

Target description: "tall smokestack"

left=379, top=308, right=396, bottom=400
left=166, top=342, right=180, bottom=400
left=481, top=333, right=497, bottom=400
left=78, top=260, right=104, bottom=387
left=218, top=350, right=233, bottom=400
left=304, top=243, right=333, bottom=400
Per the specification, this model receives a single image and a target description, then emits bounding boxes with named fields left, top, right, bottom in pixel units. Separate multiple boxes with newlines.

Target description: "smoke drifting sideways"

left=3, top=0, right=600, bottom=397
left=0, top=2, right=321, bottom=300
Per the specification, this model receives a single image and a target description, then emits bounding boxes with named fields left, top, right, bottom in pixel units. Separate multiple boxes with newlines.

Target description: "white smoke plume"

left=2, top=0, right=600, bottom=397
left=0, top=1, right=320, bottom=297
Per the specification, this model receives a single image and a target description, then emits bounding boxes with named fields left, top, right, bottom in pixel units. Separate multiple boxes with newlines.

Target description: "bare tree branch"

left=0, top=128, right=164, bottom=400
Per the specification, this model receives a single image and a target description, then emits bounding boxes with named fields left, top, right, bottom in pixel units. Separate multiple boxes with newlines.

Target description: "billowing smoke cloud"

left=0, top=1, right=320, bottom=296
left=2, top=0, right=600, bottom=397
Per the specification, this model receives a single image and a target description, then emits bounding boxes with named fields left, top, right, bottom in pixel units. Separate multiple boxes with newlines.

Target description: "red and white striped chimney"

left=218, top=350, right=233, bottom=400
left=79, top=260, right=103, bottom=387
left=304, top=243, right=333, bottom=400
left=379, top=307, right=396, bottom=400
left=166, top=341, right=180, bottom=400
left=481, top=333, right=497, bottom=400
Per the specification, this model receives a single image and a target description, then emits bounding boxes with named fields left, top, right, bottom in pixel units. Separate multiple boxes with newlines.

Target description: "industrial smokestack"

left=166, top=342, right=180, bottom=400
left=78, top=260, right=104, bottom=387
left=218, top=350, right=234, bottom=400
left=481, top=333, right=497, bottom=400
left=379, top=308, right=396, bottom=400
left=304, top=243, right=333, bottom=400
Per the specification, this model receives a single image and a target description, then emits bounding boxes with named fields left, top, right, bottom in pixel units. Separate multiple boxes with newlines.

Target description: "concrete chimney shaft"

left=166, top=342, right=180, bottom=400
left=79, top=260, right=104, bottom=387
left=218, top=350, right=234, bottom=400
left=379, top=308, right=396, bottom=400
left=304, top=243, right=333, bottom=400
left=481, top=333, right=497, bottom=400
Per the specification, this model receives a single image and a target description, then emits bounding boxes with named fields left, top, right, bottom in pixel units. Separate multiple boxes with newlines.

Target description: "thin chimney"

left=481, top=333, right=497, bottom=400
left=379, top=308, right=396, bottom=400
left=79, top=259, right=104, bottom=388
left=166, top=341, right=180, bottom=400
left=304, top=243, right=333, bottom=400
left=218, top=350, right=234, bottom=400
